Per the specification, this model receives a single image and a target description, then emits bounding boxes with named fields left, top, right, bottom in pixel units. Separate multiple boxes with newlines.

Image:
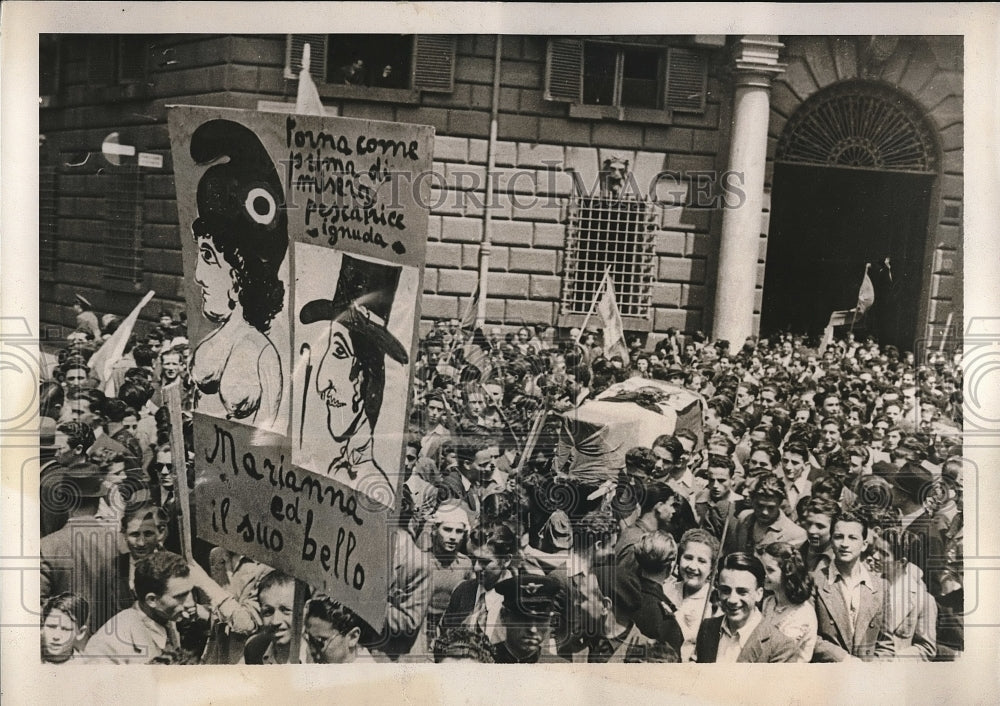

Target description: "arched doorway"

left=761, top=81, right=939, bottom=350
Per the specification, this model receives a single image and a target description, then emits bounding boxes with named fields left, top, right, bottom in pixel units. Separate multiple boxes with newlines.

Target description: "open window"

left=547, top=38, right=709, bottom=120
left=285, top=34, right=455, bottom=96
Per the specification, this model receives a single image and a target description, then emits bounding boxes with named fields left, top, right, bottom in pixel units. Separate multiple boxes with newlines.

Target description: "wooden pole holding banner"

left=479, top=381, right=522, bottom=450
left=287, top=40, right=325, bottom=663
left=700, top=502, right=733, bottom=622
left=511, top=408, right=547, bottom=476
left=288, top=579, right=308, bottom=664
left=163, top=381, right=193, bottom=563
left=938, top=312, right=954, bottom=354
left=573, top=266, right=610, bottom=345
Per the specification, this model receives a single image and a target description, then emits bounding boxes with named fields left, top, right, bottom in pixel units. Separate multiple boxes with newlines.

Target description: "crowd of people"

left=39, top=301, right=966, bottom=665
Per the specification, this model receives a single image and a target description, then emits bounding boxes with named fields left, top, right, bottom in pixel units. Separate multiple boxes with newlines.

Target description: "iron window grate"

left=562, top=195, right=657, bottom=319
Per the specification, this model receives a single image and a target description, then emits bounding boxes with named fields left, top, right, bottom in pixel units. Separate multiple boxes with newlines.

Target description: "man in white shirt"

left=85, top=550, right=196, bottom=664
left=694, top=552, right=796, bottom=662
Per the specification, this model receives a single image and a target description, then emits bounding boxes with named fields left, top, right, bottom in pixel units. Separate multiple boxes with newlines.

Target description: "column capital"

left=732, top=35, right=786, bottom=87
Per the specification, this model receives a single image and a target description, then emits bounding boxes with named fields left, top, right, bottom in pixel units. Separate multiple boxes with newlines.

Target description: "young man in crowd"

left=492, top=573, right=566, bottom=663
left=695, top=454, right=741, bottom=540
left=85, top=551, right=196, bottom=664
left=695, top=552, right=797, bottom=662
left=798, top=496, right=839, bottom=573
left=303, top=595, right=373, bottom=663
left=728, top=473, right=806, bottom=556
left=812, top=511, right=895, bottom=662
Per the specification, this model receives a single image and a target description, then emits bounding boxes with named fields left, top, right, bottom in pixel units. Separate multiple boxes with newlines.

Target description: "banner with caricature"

left=168, top=106, right=431, bottom=627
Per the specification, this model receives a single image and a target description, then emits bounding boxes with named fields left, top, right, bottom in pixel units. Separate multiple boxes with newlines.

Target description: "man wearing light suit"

left=812, top=510, right=895, bottom=661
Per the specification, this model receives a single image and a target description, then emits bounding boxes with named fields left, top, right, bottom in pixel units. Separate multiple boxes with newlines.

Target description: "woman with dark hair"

left=759, top=541, right=817, bottom=662
left=187, top=118, right=288, bottom=428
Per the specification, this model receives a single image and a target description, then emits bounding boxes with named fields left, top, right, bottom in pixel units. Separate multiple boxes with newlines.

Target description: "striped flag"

left=459, top=279, right=480, bottom=331
left=596, top=272, right=629, bottom=360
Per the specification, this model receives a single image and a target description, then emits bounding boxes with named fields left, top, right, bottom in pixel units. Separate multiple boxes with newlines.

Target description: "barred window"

left=105, top=165, right=144, bottom=282
left=561, top=195, right=657, bottom=319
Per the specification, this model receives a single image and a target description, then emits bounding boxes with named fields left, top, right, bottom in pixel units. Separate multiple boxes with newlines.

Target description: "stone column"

left=711, top=36, right=785, bottom=346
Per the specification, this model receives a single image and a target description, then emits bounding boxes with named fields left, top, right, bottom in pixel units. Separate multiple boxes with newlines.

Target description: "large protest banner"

left=168, top=105, right=432, bottom=627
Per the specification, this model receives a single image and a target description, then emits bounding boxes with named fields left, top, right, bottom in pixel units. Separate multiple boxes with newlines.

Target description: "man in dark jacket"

left=695, top=552, right=797, bottom=663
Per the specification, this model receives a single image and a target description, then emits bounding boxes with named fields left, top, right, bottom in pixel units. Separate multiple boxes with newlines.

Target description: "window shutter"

left=118, top=36, right=148, bottom=84
left=286, top=34, right=328, bottom=81
left=412, top=35, right=455, bottom=92
left=544, top=38, right=583, bottom=102
left=665, top=47, right=708, bottom=113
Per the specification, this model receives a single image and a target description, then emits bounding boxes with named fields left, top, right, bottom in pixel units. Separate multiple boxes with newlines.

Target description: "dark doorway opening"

left=761, top=163, right=933, bottom=351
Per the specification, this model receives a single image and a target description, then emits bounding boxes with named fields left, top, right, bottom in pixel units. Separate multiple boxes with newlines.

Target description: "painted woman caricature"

left=187, top=119, right=287, bottom=428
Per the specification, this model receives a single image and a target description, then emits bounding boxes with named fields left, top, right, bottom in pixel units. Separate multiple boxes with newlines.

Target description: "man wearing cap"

left=492, top=573, right=566, bottom=663
left=891, top=462, right=945, bottom=591
left=299, top=253, right=410, bottom=493
left=72, top=293, right=102, bottom=340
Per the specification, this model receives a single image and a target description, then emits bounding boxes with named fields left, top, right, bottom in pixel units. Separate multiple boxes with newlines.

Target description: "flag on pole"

left=295, top=43, right=325, bottom=116
left=459, top=279, right=480, bottom=331
left=88, top=290, right=156, bottom=393
left=596, top=271, right=629, bottom=361
left=856, top=263, right=875, bottom=314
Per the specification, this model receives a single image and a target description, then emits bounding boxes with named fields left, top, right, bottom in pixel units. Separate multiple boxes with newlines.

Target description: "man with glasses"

left=303, top=595, right=373, bottom=663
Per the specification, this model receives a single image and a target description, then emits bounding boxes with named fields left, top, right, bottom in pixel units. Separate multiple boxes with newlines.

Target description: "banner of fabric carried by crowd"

left=167, top=105, right=432, bottom=626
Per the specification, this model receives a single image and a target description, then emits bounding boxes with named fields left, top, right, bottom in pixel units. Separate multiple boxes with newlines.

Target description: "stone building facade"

left=39, top=34, right=962, bottom=351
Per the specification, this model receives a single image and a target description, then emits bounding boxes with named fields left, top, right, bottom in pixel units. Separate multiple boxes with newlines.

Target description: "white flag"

left=596, top=272, right=629, bottom=361
left=856, top=263, right=875, bottom=314
left=295, top=43, right=325, bottom=116
left=88, top=290, right=156, bottom=392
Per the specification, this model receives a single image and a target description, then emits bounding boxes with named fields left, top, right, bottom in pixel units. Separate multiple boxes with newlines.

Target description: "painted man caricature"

left=299, top=254, right=409, bottom=491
